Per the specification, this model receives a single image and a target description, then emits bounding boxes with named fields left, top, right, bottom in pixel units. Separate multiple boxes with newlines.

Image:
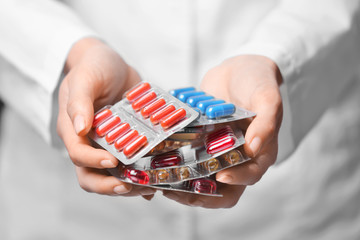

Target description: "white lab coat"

left=0, top=1, right=360, bottom=239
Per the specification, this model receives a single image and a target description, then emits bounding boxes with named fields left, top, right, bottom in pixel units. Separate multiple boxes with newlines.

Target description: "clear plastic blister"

left=107, top=164, right=222, bottom=196
left=170, top=87, right=256, bottom=126
left=88, top=82, right=199, bottom=164
left=134, top=146, right=249, bottom=185
left=109, top=125, right=249, bottom=185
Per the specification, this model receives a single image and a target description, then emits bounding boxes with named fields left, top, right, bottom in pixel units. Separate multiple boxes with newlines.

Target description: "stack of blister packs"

left=88, top=82, right=256, bottom=196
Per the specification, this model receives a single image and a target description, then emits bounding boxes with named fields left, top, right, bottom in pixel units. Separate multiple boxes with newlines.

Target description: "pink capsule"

left=105, top=123, right=131, bottom=144
left=95, top=115, right=121, bottom=137
left=206, top=134, right=236, bottom=154
left=191, top=179, right=217, bottom=194
left=205, top=126, right=233, bottom=142
left=150, top=151, right=183, bottom=169
left=126, top=169, right=149, bottom=184
left=92, top=108, right=112, bottom=128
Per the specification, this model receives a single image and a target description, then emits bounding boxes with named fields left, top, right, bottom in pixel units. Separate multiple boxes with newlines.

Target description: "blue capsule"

left=170, top=87, right=196, bottom=97
left=197, top=99, right=226, bottom=114
left=177, top=91, right=205, bottom=102
left=206, top=103, right=235, bottom=119
left=186, top=95, right=214, bottom=107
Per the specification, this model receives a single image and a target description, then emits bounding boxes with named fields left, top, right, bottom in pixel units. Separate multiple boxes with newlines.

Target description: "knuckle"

left=247, top=164, right=264, bottom=185
left=248, top=174, right=263, bottom=185
left=93, top=178, right=111, bottom=195
left=266, top=122, right=276, bottom=136
left=67, top=99, right=79, bottom=116
left=261, top=122, right=276, bottom=141
left=225, top=198, right=240, bottom=209
left=259, top=88, right=282, bottom=109
left=78, top=179, right=92, bottom=193
left=68, top=147, right=83, bottom=167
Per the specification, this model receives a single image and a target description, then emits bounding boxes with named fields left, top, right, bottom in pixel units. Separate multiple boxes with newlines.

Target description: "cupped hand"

left=57, top=38, right=156, bottom=198
left=163, top=55, right=283, bottom=208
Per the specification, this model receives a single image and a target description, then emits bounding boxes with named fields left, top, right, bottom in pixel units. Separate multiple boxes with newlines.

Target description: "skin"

left=57, top=38, right=156, bottom=198
left=57, top=38, right=283, bottom=206
left=163, top=55, right=283, bottom=208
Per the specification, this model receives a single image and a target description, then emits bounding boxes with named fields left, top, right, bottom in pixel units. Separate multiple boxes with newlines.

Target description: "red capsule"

left=131, top=91, right=157, bottom=111
left=92, top=108, right=112, bottom=128
left=150, top=105, right=176, bottom=125
left=206, top=134, right=236, bottom=154
left=114, top=129, right=139, bottom=151
left=205, top=126, right=233, bottom=142
left=150, top=151, right=183, bottom=169
left=126, top=169, right=149, bottom=184
left=95, top=116, right=121, bottom=137
left=126, top=82, right=151, bottom=102
left=191, top=179, right=217, bottom=194
left=123, top=135, right=148, bottom=157
left=141, top=98, right=166, bottom=118
left=160, top=108, right=186, bottom=129
left=105, top=123, right=131, bottom=144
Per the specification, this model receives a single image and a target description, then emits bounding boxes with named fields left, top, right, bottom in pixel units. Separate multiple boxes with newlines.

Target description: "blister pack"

left=129, top=145, right=249, bottom=185
left=170, top=87, right=256, bottom=126
left=145, top=139, right=193, bottom=156
left=145, top=123, right=245, bottom=161
left=88, top=82, right=199, bottom=164
left=107, top=165, right=221, bottom=196
left=108, top=124, right=248, bottom=185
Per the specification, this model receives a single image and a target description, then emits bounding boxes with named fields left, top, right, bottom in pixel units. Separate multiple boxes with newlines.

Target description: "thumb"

left=66, top=70, right=97, bottom=136
left=243, top=88, right=283, bottom=158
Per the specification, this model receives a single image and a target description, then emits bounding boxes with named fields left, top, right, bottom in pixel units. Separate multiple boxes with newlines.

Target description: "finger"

left=120, top=186, right=157, bottom=197
left=216, top=141, right=278, bottom=185
left=244, top=87, right=282, bottom=158
left=76, top=167, right=133, bottom=195
left=58, top=97, right=119, bottom=168
left=65, top=69, right=101, bottom=136
left=163, top=184, right=246, bottom=209
left=76, top=167, right=157, bottom=196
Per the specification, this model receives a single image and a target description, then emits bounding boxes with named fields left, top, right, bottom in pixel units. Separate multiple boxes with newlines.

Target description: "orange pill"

left=114, top=129, right=139, bottom=151
left=160, top=108, right=186, bottom=129
left=92, top=109, right=112, bottom=128
left=95, top=115, right=121, bottom=137
left=105, top=122, right=131, bottom=144
left=131, top=91, right=157, bottom=111
left=141, top=98, right=166, bottom=118
left=126, top=82, right=151, bottom=102
left=123, top=135, right=148, bottom=157
left=150, top=105, right=176, bottom=125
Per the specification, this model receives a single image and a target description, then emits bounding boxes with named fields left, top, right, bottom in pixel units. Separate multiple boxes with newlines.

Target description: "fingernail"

left=250, top=137, right=261, bottom=156
left=163, top=192, right=180, bottom=201
left=100, top=160, right=117, bottom=168
left=74, top=115, right=85, bottom=135
left=140, top=188, right=156, bottom=196
left=114, top=185, right=130, bottom=194
left=190, top=200, right=204, bottom=207
left=217, top=174, right=233, bottom=183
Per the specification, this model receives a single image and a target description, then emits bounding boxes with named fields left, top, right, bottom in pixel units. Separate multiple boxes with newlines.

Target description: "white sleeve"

left=0, top=0, right=97, bottom=144
left=235, top=0, right=360, bottom=162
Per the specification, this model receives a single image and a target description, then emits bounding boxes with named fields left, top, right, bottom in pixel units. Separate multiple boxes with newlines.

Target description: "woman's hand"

left=57, top=38, right=156, bottom=198
left=163, top=55, right=283, bottom=208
